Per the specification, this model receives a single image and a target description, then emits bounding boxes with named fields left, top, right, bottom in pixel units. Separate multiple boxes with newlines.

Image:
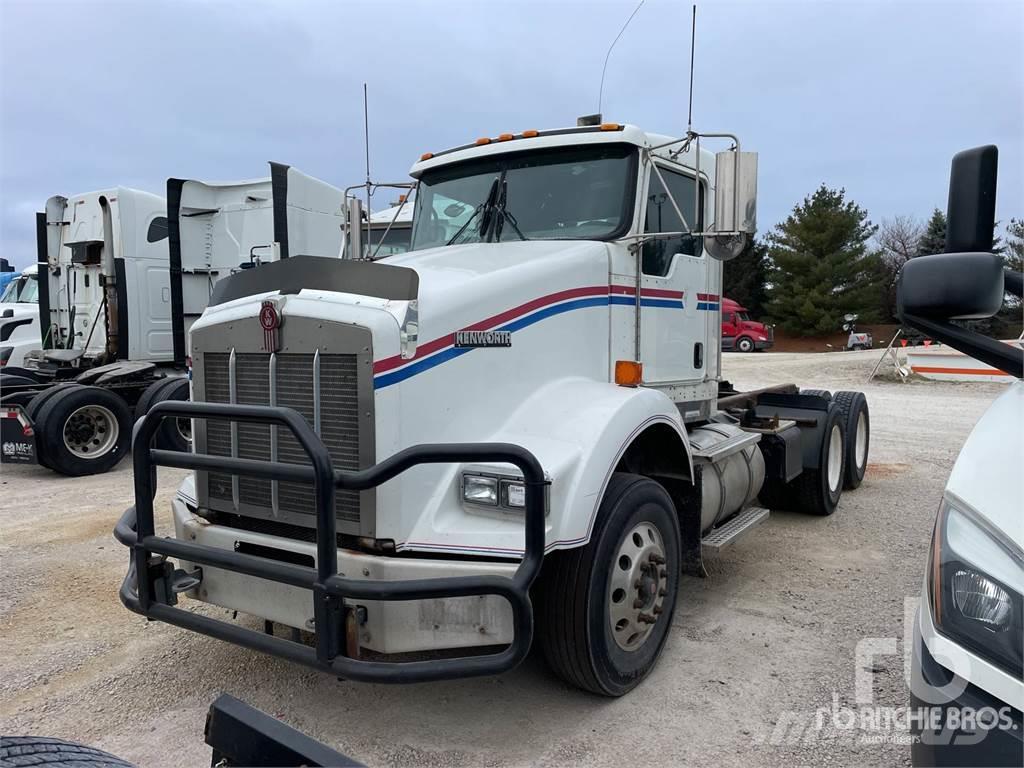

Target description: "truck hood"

left=383, top=239, right=610, bottom=312
left=946, top=380, right=1023, bottom=548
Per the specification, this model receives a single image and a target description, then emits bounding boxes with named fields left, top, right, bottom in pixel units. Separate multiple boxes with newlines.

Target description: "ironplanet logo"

left=454, top=330, right=512, bottom=348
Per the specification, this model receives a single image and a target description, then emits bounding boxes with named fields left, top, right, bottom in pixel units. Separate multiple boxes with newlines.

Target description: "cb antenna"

left=687, top=4, right=697, bottom=133
left=363, top=83, right=371, bottom=254
left=597, top=0, right=645, bottom=116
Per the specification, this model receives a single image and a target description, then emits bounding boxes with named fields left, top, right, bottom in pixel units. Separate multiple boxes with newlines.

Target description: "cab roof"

left=409, top=123, right=715, bottom=179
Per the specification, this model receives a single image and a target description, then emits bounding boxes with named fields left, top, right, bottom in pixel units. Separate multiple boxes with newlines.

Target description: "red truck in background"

left=721, top=297, right=774, bottom=352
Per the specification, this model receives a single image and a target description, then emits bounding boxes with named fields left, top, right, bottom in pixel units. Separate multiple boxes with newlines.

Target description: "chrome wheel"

left=827, top=423, right=843, bottom=493
left=608, top=521, right=668, bottom=651
left=62, top=404, right=119, bottom=459
left=854, top=412, right=867, bottom=471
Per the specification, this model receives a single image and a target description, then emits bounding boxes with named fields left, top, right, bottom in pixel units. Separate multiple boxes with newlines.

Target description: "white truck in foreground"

left=900, top=147, right=1023, bottom=765
left=0, top=166, right=347, bottom=475
left=116, top=120, right=872, bottom=696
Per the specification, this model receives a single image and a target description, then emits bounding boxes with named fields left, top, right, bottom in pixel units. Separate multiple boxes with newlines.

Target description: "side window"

left=147, top=216, right=169, bottom=243
left=642, top=167, right=704, bottom=276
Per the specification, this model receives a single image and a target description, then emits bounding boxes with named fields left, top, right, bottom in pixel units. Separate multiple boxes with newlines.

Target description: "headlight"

left=929, top=496, right=1023, bottom=677
left=462, top=474, right=498, bottom=506
left=501, top=479, right=526, bottom=508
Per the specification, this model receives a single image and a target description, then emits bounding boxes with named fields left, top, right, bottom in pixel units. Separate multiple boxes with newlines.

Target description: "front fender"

left=401, top=377, right=691, bottom=555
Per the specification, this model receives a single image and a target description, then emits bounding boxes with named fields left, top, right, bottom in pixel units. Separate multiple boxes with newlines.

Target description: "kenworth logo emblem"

left=259, top=299, right=282, bottom=352
left=454, top=330, right=512, bottom=348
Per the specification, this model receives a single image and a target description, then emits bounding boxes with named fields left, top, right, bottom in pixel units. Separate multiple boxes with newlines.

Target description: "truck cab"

left=117, top=121, right=870, bottom=696
left=720, top=297, right=772, bottom=352
left=0, top=265, right=41, bottom=369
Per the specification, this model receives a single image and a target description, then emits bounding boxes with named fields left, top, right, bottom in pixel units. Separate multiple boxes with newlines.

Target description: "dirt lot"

left=1, top=349, right=1007, bottom=766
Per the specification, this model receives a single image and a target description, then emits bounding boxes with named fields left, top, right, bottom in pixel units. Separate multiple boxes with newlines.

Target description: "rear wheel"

left=759, top=405, right=846, bottom=516
left=135, top=376, right=191, bottom=451
left=833, top=390, right=869, bottom=489
left=736, top=336, right=754, bottom=353
left=36, top=385, right=132, bottom=476
left=24, top=382, right=82, bottom=469
left=538, top=473, right=681, bottom=696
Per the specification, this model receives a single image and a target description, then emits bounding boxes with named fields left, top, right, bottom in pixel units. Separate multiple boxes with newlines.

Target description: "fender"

left=399, top=376, right=693, bottom=556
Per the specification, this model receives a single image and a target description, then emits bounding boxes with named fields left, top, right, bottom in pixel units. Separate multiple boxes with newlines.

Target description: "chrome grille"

left=203, top=351, right=361, bottom=523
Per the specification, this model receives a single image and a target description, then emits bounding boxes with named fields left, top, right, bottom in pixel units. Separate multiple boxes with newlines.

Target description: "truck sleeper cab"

left=117, top=122, right=870, bottom=696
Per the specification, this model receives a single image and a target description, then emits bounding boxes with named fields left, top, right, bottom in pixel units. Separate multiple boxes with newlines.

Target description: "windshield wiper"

left=446, top=177, right=500, bottom=246
left=491, top=180, right=529, bottom=243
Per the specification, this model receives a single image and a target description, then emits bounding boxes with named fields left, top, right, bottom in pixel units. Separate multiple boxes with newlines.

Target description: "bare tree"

left=877, top=215, right=924, bottom=319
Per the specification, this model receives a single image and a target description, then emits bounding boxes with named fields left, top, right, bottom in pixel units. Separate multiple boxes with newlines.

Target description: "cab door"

left=639, top=164, right=708, bottom=384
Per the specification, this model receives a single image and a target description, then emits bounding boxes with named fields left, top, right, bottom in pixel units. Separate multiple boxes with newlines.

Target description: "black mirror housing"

left=897, top=252, right=1004, bottom=320
left=946, top=145, right=998, bottom=254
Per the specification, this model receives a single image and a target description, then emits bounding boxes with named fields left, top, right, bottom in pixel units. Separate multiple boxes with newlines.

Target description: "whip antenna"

left=687, top=4, right=697, bottom=133
left=597, top=0, right=645, bottom=115
left=363, top=83, right=371, bottom=254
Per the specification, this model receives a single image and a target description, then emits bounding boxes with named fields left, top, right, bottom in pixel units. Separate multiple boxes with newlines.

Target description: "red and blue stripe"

left=373, top=284, right=716, bottom=389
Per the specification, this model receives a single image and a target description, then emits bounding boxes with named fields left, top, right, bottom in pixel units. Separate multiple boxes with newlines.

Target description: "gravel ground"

left=0, top=349, right=1007, bottom=766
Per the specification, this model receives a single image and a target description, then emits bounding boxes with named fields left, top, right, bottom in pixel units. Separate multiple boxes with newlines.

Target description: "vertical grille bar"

left=269, top=351, right=279, bottom=517
left=229, top=347, right=239, bottom=510
left=313, top=348, right=321, bottom=436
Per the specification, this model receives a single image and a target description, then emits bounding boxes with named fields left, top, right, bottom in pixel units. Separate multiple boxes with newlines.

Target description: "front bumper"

left=115, top=400, right=547, bottom=684
left=172, top=495, right=517, bottom=653
left=754, top=339, right=773, bottom=351
left=910, top=611, right=1023, bottom=767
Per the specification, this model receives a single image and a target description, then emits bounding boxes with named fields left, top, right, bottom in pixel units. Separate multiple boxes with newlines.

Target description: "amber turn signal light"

left=615, top=360, right=643, bottom=387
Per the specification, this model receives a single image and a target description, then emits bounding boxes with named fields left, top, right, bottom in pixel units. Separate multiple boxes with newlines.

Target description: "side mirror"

left=706, top=150, right=757, bottom=261
left=897, top=252, right=1004, bottom=320
left=946, top=145, right=998, bottom=254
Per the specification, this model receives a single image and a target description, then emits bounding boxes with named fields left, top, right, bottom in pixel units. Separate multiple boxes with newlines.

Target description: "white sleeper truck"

left=0, top=166, right=347, bottom=475
left=116, top=120, right=872, bottom=695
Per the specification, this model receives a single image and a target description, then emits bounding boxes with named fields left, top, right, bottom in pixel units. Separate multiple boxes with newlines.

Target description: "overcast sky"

left=1, top=0, right=1021, bottom=268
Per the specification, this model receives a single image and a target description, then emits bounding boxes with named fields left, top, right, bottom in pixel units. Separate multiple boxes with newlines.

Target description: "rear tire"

left=0, top=736, right=134, bottom=767
left=538, top=473, right=681, bottom=696
left=833, top=390, right=869, bottom=489
left=35, top=385, right=132, bottom=476
left=135, top=376, right=191, bottom=451
left=759, top=405, right=845, bottom=516
left=799, top=388, right=831, bottom=401
left=24, top=383, right=82, bottom=469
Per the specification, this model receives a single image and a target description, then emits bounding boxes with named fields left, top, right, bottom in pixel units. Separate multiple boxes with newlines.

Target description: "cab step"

left=701, top=506, right=770, bottom=553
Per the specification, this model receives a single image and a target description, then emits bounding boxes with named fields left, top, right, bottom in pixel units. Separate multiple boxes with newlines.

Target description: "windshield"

left=0, top=274, right=38, bottom=304
left=410, top=143, right=637, bottom=250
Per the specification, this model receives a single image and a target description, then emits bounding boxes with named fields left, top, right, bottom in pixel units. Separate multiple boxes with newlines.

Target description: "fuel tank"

left=689, top=423, right=765, bottom=533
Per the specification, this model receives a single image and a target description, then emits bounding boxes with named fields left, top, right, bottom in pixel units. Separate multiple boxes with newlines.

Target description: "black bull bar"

left=114, top=401, right=547, bottom=684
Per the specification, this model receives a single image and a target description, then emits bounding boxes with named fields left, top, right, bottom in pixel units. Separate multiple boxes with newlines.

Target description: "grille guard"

left=114, top=400, right=547, bottom=683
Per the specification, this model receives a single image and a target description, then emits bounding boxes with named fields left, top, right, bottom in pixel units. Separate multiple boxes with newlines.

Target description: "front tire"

left=538, top=473, right=681, bottom=696
left=736, top=336, right=754, bottom=353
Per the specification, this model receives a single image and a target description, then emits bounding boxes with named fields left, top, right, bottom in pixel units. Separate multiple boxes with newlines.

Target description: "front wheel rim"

left=63, top=404, right=119, bottom=459
left=608, top=521, right=669, bottom=651
left=827, top=424, right=843, bottom=492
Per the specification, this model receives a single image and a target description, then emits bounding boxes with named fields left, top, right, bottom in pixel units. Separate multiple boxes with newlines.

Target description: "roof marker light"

left=521, top=130, right=539, bottom=138
left=420, top=152, right=434, bottom=161
left=475, top=137, right=491, bottom=145
left=599, top=123, right=623, bottom=131
left=497, top=133, right=514, bottom=142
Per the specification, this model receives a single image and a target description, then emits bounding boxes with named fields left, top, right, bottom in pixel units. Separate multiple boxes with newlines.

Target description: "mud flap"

left=679, top=464, right=706, bottom=577
left=1, top=405, right=37, bottom=464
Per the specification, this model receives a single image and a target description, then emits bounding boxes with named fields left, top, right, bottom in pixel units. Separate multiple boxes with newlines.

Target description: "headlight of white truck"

left=461, top=471, right=543, bottom=514
left=929, top=495, right=1023, bottom=678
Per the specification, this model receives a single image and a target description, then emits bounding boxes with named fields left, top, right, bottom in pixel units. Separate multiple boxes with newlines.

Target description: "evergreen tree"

left=1004, top=218, right=1024, bottom=273
left=766, top=185, right=885, bottom=336
left=722, top=237, right=770, bottom=317
left=916, top=208, right=947, bottom=256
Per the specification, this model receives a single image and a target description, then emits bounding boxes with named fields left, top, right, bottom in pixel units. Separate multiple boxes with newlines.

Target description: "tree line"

left=723, top=185, right=1024, bottom=338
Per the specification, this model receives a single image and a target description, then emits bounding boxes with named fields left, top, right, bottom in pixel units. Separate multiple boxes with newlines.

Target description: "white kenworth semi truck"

left=115, top=121, right=871, bottom=696
left=0, top=166, right=346, bottom=476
